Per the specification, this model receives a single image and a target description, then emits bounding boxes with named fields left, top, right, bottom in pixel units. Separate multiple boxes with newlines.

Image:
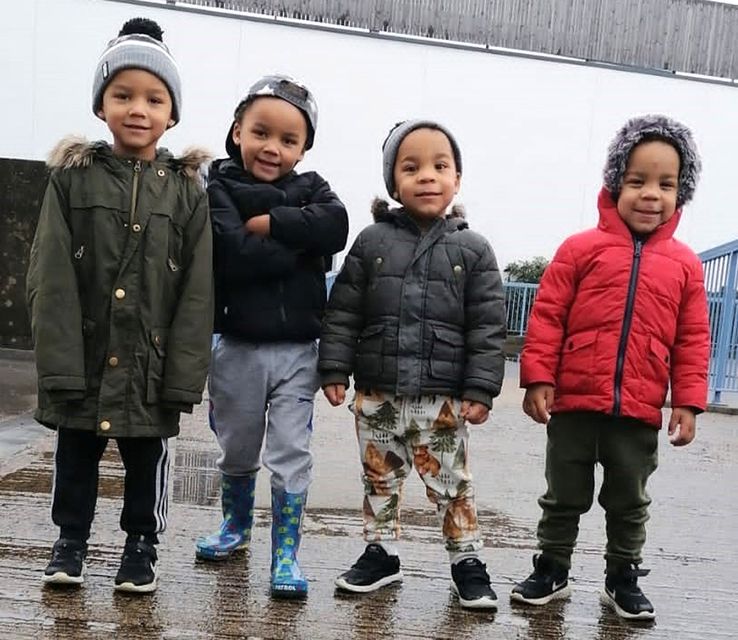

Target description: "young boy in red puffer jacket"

left=511, top=115, right=710, bottom=621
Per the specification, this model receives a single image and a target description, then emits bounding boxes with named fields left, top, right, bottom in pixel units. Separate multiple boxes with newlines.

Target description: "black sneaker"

left=42, top=538, right=87, bottom=586
left=510, top=554, right=571, bottom=605
left=114, top=538, right=158, bottom=594
left=334, top=543, right=403, bottom=593
left=450, top=557, right=498, bottom=610
left=601, top=564, right=655, bottom=620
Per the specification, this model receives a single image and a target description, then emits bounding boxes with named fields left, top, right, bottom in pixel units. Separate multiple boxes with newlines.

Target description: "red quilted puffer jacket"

left=520, top=188, right=710, bottom=428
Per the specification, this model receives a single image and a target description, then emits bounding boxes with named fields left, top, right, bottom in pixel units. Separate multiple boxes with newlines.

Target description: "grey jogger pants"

left=208, top=336, right=320, bottom=493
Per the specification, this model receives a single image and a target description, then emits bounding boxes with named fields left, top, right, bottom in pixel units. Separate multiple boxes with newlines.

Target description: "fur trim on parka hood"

left=47, top=135, right=212, bottom=182
left=371, top=196, right=468, bottom=227
left=603, top=114, right=701, bottom=208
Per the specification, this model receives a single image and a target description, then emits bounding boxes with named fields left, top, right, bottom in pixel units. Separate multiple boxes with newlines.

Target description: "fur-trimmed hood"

left=370, top=196, right=468, bottom=228
left=603, top=114, right=701, bottom=208
left=47, top=135, right=212, bottom=183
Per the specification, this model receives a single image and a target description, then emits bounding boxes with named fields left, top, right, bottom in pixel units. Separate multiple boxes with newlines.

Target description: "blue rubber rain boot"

left=195, top=473, right=256, bottom=561
left=270, top=489, right=308, bottom=599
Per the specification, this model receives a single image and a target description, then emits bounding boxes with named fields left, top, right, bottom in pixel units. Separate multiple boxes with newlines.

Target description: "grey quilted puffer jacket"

left=319, top=202, right=506, bottom=408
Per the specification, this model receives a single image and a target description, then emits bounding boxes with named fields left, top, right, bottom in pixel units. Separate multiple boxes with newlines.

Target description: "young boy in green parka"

left=26, top=18, right=213, bottom=594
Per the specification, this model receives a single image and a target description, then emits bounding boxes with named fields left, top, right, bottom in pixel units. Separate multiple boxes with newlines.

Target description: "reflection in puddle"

left=172, top=446, right=220, bottom=506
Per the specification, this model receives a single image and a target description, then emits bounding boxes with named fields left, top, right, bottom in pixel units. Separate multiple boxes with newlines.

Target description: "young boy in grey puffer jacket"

left=319, top=119, right=506, bottom=610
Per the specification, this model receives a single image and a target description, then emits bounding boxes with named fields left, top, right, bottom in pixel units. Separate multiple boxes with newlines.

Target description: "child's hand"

left=668, top=407, right=696, bottom=446
left=460, top=400, right=489, bottom=424
left=523, top=384, right=555, bottom=424
left=244, top=214, right=270, bottom=236
left=323, top=384, right=346, bottom=406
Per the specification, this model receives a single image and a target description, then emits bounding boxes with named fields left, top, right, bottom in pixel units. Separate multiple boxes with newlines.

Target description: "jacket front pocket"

left=641, top=336, right=671, bottom=407
left=148, top=210, right=184, bottom=270
left=429, top=325, right=465, bottom=382
left=355, top=324, right=384, bottom=377
left=146, top=327, right=169, bottom=404
left=557, top=329, right=598, bottom=394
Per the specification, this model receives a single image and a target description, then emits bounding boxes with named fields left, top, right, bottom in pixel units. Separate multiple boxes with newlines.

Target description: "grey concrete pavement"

left=0, top=349, right=36, bottom=422
left=0, top=357, right=737, bottom=639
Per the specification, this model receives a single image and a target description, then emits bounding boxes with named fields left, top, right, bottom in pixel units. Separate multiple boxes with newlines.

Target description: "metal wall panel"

left=170, top=0, right=738, bottom=80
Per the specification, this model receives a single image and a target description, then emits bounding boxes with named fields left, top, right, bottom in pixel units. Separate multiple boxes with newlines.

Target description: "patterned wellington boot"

left=270, top=489, right=308, bottom=599
left=195, top=473, right=256, bottom=561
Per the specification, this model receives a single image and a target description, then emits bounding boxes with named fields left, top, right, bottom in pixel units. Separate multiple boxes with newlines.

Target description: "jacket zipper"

left=278, top=281, right=287, bottom=324
left=130, top=160, right=142, bottom=227
left=613, top=238, right=643, bottom=415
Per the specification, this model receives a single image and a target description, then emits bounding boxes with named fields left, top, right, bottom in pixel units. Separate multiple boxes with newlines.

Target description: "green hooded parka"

left=27, top=137, right=214, bottom=438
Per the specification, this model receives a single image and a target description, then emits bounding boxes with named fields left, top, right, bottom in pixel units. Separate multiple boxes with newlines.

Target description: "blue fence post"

left=503, top=282, right=539, bottom=336
left=699, top=240, right=738, bottom=405
left=709, top=250, right=738, bottom=404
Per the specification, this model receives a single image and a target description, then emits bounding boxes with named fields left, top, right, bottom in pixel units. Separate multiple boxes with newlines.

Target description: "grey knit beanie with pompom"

left=93, top=18, right=182, bottom=125
left=603, top=114, right=701, bottom=208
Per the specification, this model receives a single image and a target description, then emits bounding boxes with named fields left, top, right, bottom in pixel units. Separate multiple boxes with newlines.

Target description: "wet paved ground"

left=0, top=355, right=736, bottom=639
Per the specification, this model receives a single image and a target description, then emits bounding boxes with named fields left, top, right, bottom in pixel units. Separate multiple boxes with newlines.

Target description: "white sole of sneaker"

left=334, top=570, right=403, bottom=593
left=450, top=582, right=498, bottom=610
left=42, top=565, right=86, bottom=586
left=600, top=589, right=655, bottom=620
left=510, top=583, right=571, bottom=606
left=114, top=566, right=158, bottom=594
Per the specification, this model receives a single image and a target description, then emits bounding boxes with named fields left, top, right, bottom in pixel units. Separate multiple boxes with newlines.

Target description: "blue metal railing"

left=326, top=271, right=338, bottom=296
left=699, top=240, right=738, bottom=404
left=504, top=283, right=538, bottom=336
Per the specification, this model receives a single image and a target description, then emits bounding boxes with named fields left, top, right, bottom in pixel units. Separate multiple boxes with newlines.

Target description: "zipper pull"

left=74, top=245, right=85, bottom=259
left=167, top=257, right=179, bottom=272
left=133, top=160, right=142, bottom=174
left=634, top=239, right=642, bottom=257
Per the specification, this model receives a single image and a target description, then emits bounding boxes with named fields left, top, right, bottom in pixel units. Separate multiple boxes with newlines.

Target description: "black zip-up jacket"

left=208, top=159, right=348, bottom=341
left=319, top=202, right=506, bottom=408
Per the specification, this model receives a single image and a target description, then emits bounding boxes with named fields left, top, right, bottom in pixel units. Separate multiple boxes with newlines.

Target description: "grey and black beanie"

left=92, top=18, right=182, bottom=125
left=603, top=114, right=701, bottom=207
left=382, top=119, right=462, bottom=200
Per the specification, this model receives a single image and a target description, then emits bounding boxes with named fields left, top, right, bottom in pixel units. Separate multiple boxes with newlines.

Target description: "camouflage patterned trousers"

left=351, top=390, right=482, bottom=553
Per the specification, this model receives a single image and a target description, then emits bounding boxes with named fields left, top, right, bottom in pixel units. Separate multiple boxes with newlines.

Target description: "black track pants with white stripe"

left=51, top=428, right=170, bottom=543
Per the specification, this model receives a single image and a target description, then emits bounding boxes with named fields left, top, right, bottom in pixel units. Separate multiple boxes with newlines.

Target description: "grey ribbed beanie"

left=603, top=114, right=701, bottom=207
left=382, top=119, right=462, bottom=200
left=92, top=22, right=182, bottom=125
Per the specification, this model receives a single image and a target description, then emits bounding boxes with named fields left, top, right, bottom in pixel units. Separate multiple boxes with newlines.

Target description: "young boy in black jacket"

left=195, top=75, right=348, bottom=600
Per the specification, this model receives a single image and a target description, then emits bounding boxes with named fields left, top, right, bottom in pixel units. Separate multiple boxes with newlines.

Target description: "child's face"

left=393, top=128, right=459, bottom=223
left=617, top=140, right=680, bottom=235
left=231, top=97, right=307, bottom=182
left=98, top=69, right=173, bottom=161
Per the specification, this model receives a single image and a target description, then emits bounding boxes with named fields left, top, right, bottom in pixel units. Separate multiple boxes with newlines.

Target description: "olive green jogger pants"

left=536, top=411, right=659, bottom=571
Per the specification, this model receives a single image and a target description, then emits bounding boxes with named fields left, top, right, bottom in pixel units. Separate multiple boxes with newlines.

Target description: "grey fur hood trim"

left=603, top=114, right=701, bottom=207
left=47, top=135, right=212, bottom=182
left=371, top=196, right=467, bottom=225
